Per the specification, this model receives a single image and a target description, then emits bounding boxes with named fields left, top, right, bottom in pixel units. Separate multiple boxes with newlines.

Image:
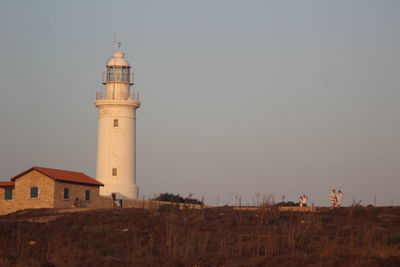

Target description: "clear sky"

left=1, top=0, right=399, bottom=206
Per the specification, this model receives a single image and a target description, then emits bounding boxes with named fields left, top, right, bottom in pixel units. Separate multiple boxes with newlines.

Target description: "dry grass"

left=0, top=206, right=399, bottom=266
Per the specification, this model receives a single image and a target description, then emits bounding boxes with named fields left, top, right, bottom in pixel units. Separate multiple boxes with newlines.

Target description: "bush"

left=275, top=201, right=298, bottom=207
left=154, top=193, right=204, bottom=206
left=387, top=233, right=400, bottom=246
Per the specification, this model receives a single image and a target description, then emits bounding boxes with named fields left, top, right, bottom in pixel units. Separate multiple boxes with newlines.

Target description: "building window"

left=63, top=188, right=69, bottom=200
left=85, top=190, right=91, bottom=201
left=5, top=188, right=12, bottom=200
left=114, top=68, right=122, bottom=81
left=30, top=187, right=39, bottom=198
left=112, top=168, right=117, bottom=176
left=113, top=119, right=118, bottom=127
left=122, top=67, right=130, bottom=83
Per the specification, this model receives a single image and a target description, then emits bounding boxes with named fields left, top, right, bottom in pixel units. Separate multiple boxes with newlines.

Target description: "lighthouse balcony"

left=96, top=91, right=139, bottom=101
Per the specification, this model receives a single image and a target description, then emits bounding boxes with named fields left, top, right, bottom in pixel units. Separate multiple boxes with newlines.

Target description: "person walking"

left=336, top=190, right=343, bottom=208
left=302, top=194, right=308, bottom=207
left=74, top=197, right=80, bottom=208
left=329, top=189, right=337, bottom=208
left=299, top=195, right=304, bottom=207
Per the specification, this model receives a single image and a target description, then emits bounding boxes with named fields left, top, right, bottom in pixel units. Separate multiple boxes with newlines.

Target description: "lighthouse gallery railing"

left=96, top=91, right=139, bottom=101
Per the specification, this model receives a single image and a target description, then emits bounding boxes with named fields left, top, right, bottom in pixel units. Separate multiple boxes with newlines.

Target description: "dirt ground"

left=0, top=206, right=399, bottom=266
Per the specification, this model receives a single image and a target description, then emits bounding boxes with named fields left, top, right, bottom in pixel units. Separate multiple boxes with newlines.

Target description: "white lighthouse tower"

left=95, top=47, right=140, bottom=199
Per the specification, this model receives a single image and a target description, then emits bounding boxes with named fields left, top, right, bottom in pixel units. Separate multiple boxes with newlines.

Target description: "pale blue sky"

left=1, top=0, right=399, bottom=206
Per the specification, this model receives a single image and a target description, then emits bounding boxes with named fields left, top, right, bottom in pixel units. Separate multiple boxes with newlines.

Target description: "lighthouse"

left=95, top=47, right=140, bottom=199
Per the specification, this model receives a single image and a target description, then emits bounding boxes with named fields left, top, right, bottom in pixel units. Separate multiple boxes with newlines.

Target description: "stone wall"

left=232, top=206, right=317, bottom=212
left=0, top=170, right=56, bottom=215
left=0, top=170, right=104, bottom=215
left=0, top=187, right=16, bottom=215
left=54, top=181, right=101, bottom=208
left=94, top=196, right=203, bottom=210
left=14, top=170, right=56, bottom=210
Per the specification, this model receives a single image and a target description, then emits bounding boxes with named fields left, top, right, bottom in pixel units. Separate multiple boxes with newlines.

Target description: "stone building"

left=0, top=166, right=103, bottom=215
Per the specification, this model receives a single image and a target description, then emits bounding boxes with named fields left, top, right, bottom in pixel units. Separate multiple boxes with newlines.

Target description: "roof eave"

left=54, top=179, right=104, bottom=187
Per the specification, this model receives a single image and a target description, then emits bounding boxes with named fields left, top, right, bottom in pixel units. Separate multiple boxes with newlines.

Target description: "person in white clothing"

left=336, top=190, right=343, bottom=208
left=329, top=189, right=337, bottom=208
left=299, top=195, right=304, bottom=207
left=302, top=194, right=308, bottom=207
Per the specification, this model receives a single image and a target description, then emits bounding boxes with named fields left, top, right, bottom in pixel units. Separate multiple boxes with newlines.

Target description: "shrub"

left=387, top=233, right=400, bottom=246
left=154, top=193, right=204, bottom=206
left=275, top=201, right=298, bottom=207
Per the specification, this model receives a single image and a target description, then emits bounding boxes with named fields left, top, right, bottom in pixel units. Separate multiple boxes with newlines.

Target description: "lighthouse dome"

left=106, top=51, right=130, bottom=67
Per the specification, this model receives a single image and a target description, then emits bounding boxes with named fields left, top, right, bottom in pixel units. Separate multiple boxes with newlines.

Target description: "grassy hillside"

left=0, top=206, right=399, bottom=266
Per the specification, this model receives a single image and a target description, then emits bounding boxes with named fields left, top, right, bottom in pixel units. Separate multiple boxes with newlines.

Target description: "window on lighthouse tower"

left=106, top=66, right=130, bottom=83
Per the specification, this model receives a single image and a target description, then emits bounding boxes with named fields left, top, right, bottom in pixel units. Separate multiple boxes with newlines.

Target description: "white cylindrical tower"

left=95, top=49, right=140, bottom=199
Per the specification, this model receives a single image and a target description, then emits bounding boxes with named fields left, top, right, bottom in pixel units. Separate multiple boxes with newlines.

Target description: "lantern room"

left=103, top=51, right=133, bottom=85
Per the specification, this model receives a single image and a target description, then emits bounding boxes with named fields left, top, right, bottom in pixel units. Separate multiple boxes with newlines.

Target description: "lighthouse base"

left=100, top=183, right=138, bottom=199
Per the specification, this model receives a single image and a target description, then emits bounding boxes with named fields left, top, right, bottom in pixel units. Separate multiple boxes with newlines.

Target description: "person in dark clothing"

left=74, top=198, right=80, bottom=208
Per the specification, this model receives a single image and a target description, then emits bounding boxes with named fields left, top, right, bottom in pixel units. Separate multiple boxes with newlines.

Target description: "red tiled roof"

left=11, top=166, right=103, bottom=186
left=0, top=182, right=14, bottom=187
